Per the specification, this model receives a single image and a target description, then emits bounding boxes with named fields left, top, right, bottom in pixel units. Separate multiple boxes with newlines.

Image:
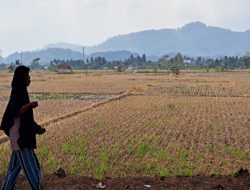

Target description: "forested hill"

left=88, top=22, right=250, bottom=57
left=3, top=49, right=138, bottom=65
left=3, top=21, right=250, bottom=65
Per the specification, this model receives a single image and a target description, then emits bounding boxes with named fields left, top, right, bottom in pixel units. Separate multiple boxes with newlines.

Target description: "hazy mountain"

left=3, top=48, right=138, bottom=65
left=4, top=21, right=250, bottom=63
left=41, top=42, right=92, bottom=53
left=87, top=22, right=250, bottom=57
left=42, top=42, right=83, bottom=52
left=3, top=48, right=83, bottom=65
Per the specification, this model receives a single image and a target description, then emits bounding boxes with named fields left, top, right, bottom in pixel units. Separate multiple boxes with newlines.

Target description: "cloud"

left=0, top=0, right=250, bottom=56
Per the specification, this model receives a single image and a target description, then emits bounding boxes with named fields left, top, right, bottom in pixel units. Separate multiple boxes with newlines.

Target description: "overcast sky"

left=0, top=0, right=250, bottom=56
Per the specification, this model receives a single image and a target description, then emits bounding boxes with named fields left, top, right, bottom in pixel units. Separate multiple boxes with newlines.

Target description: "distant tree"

left=157, top=55, right=169, bottom=69
left=242, top=54, right=250, bottom=67
left=142, top=54, right=146, bottom=63
left=9, top=65, right=14, bottom=72
left=86, top=58, right=90, bottom=65
left=0, top=63, right=6, bottom=70
left=30, top=58, right=42, bottom=69
left=90, top=57, right=94, bottom=63
left=174, top=52, right=184, bottom=66
left=15, top=59, right=21, bottom=66
left=153, top=65, right=158, bottom=73
left=170, top=53, right=184, bottom=75
left=117, top=65, right=124, bottom=72
left=88, top=56, right=107, bottom=69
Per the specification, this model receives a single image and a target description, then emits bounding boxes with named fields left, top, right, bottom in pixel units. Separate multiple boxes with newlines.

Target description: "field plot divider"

left=0, top=91, right=134, bottom=145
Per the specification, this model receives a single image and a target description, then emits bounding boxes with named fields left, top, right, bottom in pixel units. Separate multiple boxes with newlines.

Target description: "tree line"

left=1, top=53, right=250, bottom=72
left=48, top=53, right=250, bottom=71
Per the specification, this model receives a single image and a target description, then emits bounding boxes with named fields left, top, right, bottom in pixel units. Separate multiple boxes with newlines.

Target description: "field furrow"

left=0, top=71, right=250, bottom=178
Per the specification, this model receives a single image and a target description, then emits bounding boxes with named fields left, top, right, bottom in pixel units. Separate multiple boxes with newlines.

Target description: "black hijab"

left=11, top=65, right=30, bottom=88
left=0, top=66, right=33, bottom=136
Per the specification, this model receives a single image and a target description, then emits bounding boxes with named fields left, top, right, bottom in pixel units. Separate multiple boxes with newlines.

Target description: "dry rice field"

left=0, top=70, right=250, bottom=180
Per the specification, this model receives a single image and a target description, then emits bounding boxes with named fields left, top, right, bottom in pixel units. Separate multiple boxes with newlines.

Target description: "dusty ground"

left=1, top=171, right=250, bottom=190
left=1, top=71, right=250, bottom=189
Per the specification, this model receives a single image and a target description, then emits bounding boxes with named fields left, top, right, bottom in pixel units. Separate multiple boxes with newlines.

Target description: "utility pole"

left=21, top=50, right=23, bottom=64
left=83, top=46, right=87, bottom=76
left=0, top=49, right=2, bottom=65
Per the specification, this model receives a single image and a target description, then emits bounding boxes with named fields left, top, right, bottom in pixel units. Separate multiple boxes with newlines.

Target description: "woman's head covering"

left=0, top=65, right=31, bottom=136
left=11, top=65, right=30, bottom=88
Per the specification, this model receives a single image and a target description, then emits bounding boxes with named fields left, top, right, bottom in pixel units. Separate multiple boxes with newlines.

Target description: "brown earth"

left=1, top=170, right=250, bottom=190
left=1, top=71, right=250, bottom=189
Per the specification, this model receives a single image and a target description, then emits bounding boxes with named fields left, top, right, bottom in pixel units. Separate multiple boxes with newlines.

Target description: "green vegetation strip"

left=29, top=93, right=110, bottom=100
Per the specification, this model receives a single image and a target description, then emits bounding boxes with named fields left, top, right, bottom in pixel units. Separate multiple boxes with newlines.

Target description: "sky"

left=0, top=0, right=250, bottom=57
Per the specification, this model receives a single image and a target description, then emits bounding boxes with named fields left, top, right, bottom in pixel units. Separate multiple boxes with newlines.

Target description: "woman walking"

left=0, top=66, right=46, bottom=190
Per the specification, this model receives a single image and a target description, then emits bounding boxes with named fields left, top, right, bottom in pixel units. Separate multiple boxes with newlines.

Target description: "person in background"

left=0, top=65, right=46, bottom=190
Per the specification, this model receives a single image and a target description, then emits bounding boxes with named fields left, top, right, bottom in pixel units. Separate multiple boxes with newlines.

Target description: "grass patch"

left=153, top=149, right=172, bottom=161
left=206, top=123, right=214, bottom=131
left=157, top=167, right=171, bottom=177
left=0, top=146, right=10, bottom=174
left=111, top=142, right=122, bottom=160
left=95, top=122, right=103, bottom=132
left=145, top=119, right=155, bottom=128
left=132, top=161, right=158, bottom=175
left=68, top=166, right=77, bottom=174
left=30, top=93, right=72, bottom=100
left=95, top=151, right=110, bottom=180
left=62, top=143, right=71, bottom=154
left=136, top=140, right=152, bottom=157
left=204, top=143, right=213, bottom=151
left=222, top=144, right=247, bottom=160
left=30, top=93, right=109, bottom=100
left=179, top=148, right=189, bottom=160
left=37, top=145, right=61, bottom=172
left=126, top=139, right=134, bottom=155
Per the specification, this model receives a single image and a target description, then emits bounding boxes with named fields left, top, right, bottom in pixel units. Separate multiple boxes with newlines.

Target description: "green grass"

left=222, top=144, right=247, bottom=160
left=62, top=143, right=71, bottom=154
left=29, top=93, right=109, bottom=100
left=136, top=140, right=152, bottom=157
left=206, top=123, right=214, bottom=131
left=95, top=151, right=110, bottom=180
left=157, top=167, right=171, bottom=177
left=153, top=149, right=172, bottom=161
left=145, top=119, right=155, bottom=128
left=37, top=145, right=61, bottom=173
left=204, top=143, right=213, bottom=151
left=95, top=122, right=103, bottom=132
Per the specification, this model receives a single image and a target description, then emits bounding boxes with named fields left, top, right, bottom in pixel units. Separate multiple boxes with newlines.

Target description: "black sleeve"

left=33, top=121, right=42, bottom=131
left=9, top=88, right=26, bottom=117
left=0, top=89, right=25, bottom=136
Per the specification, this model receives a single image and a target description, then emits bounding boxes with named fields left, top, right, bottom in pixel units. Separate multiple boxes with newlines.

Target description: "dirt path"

left=1, top=173, right=250, bottom=190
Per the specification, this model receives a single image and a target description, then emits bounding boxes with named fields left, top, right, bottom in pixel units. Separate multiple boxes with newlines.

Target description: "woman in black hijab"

left=1, top=65, right=45, bottom=190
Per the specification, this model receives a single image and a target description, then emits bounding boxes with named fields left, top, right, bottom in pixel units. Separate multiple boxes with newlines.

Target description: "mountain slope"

left=4, top=21, right=250, bottom=62
left=3, top=49, right=138, bottom=65
left=4, top=48, right=83, bottom=65
left=88, top=22, right=250, bottom=57
left=42, top=42, right=84, bottom=53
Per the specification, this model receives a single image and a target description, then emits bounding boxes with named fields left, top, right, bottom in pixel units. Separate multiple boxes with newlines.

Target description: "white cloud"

left=0, top=0, right=250, bottom=56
